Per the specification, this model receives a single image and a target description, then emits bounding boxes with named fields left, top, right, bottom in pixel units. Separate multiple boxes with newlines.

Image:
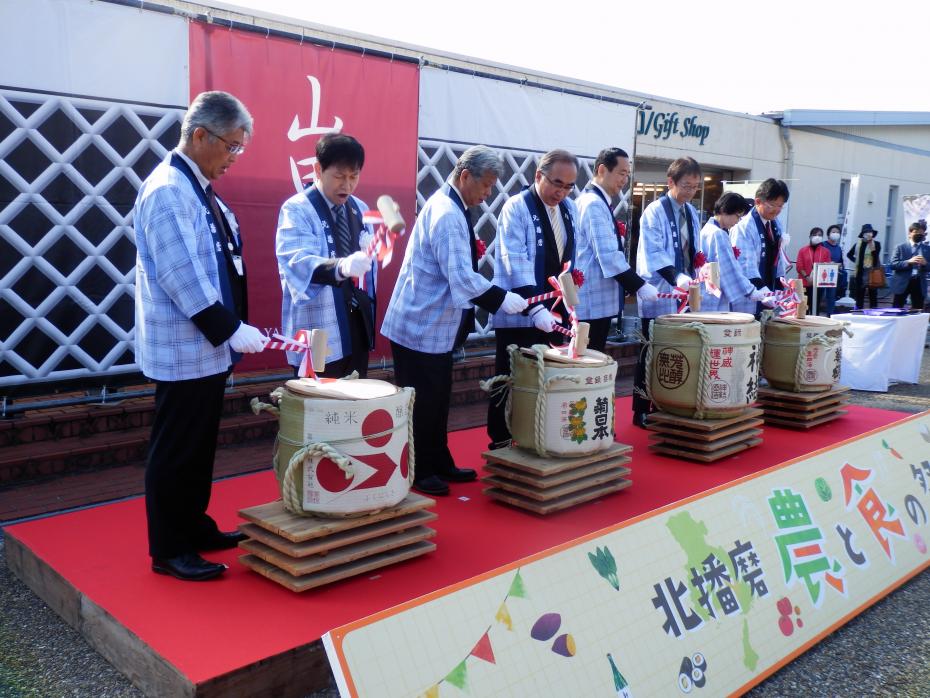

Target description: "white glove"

left=338, top=251, right=372, bottom=279
left=500, top=291, right=529, bottom=314
left=749, top=288, right=767, bottom=302
left=780, top=233, right=791, bottom=248
left=675, top=273, right=692, bottom=289
left=636, top=282, right=659, bottom=302
left=229, top=322, right=266, bottom=353
left=359, top=231, right=374, bottom=251
left=529, top=306, right=556, bottom=332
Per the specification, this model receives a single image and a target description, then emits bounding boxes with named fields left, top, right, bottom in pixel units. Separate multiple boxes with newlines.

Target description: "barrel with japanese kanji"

left=762, top=316, right=846, bottom=392
left=275, top=378, right=413, bottom=517
left=649, top=312, right=760, bottom=419
left=509, top=345, right=617, bottom=457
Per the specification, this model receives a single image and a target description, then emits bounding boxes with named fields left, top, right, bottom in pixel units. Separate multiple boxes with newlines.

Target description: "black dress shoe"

left=632, top=411, right=649, bottom=429
left=197, top=530, right=247, bottom=551
left=412, top=475, right=450, bottom=496
left=438, top=466, right=477, bottom=483
left=152, top=553, right=227, bottom=581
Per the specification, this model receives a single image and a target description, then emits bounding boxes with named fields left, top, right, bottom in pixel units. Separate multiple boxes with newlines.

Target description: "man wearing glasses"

left=486, top=149, right=579, bottom=450
left=134, top=91, right=266, bottom=581
left=276, top=134, right=375, bottom=378
left=632, top=157, right=703, bottom=428
left=729, top=178, right=791, bottom=314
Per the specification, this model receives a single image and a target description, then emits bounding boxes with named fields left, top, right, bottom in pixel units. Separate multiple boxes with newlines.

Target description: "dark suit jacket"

left=890, top=241, right=930, bottom=296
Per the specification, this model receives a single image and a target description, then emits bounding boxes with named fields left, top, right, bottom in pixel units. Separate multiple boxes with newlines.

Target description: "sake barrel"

left=649, top=312, right=760, bottom=419
left=275, top=378, right=414, bottom=517
left=762, top=316, right=847, bottom=392
left=509, top=344, right=617, bottom=457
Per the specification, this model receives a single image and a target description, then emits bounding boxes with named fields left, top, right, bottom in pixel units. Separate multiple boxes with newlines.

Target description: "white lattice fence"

left=416, top=140, right=632, bottom=342
left=0, top=89, right=184, bottom=388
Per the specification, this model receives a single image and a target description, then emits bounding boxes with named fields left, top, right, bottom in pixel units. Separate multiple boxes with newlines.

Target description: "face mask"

left=810, top=236, right=823, bottom=245
left=829, top=232, right=840, bottom=242
left=914, top=234, right=926, bottom=242
left=863, top=233, right=873, bottom=240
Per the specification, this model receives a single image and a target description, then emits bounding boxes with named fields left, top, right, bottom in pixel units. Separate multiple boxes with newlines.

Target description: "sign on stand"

left=324, top=413, right=930, bottom=697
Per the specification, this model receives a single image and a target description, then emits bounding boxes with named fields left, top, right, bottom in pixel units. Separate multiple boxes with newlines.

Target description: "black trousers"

left=584, top=317, right=614, bottom=353
left=632, top=318, right=653, bottom=415
left=893, top=277, right=925, bottom=309
left=854, top=274, right=879, bottom=308
left=486, top=327, right=549, bottom=448
left=145, top=371, right=228, bottom=558
left=391, top=341, right=456, bottom=482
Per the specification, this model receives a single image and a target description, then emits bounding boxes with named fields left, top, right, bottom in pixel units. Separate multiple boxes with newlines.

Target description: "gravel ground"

left=1, top=344, right=928, bottom=698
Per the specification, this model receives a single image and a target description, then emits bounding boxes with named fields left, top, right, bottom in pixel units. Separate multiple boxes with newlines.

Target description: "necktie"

left=205, top=185, right=233, bottom=250
left=333, top=204, right=353, bottom=258
left=548, top=205, right=565, bottom=261
left=765, top=220, right=774, bottom=243
left=679, top=208, right=690, bottom=268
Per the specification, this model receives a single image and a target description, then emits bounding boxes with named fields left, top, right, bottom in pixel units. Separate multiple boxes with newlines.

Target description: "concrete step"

left=0, top=412, right=277, bottom=487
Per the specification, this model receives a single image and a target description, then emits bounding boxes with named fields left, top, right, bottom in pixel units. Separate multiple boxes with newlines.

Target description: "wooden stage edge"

left=3, top=532, right=331, bottom=698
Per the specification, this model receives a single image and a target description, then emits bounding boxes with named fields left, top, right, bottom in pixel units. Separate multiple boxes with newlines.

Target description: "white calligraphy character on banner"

left=288, top=75, right=344, bottom=193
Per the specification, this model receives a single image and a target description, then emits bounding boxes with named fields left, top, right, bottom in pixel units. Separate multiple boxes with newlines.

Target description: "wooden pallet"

left=757, top=385, right=850, bottom=429
left=646, top=408, right=764, bottom=463
left=481, top=442, right=632, bottom=514
left=237, top=493, right=437, bottom=592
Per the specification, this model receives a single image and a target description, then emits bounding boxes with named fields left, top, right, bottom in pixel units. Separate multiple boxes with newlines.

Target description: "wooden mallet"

left=557, top=268, right=581, bottom=307
left=376, top=195, right=405, bottom=234
left=791, top=278, right=807, bottom=318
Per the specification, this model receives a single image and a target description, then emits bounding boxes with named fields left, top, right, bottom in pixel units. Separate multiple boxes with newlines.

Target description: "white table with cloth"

left=832, top=312, right=929, bottom=391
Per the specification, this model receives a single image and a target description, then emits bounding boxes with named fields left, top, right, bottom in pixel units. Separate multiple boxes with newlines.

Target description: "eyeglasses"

left=204, top=128, right=245, bottom=155
left=543, top=173, right=576, bottom=192
left=675, top=182, right=701, bottom=193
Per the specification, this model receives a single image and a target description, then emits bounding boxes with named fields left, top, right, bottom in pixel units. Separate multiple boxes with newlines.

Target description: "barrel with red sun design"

left=275, top=379, right=413, bottom=517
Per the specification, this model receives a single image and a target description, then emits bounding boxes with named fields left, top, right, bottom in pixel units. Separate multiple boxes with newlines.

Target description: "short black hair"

left=826, top=224, right=841, bottom=235
left=594, top=147, right=630, bottom=174
left=755, top=178, right=789, bottom=202
left=667, top=157, right=701, bottom=183
left=713, top=191, right=751, bottom=216
left=316, top=133, right=365, bottom=171
left=809, top=227, right=824, bottom=236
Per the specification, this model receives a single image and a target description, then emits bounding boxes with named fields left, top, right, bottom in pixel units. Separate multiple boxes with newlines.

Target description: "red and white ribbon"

left=262, top=329, right=316, bottom=379
left=358, top=210, right=406, bottom=291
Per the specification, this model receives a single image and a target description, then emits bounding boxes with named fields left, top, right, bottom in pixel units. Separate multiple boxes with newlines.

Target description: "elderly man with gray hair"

left=134, top=91, right=265, bottom=581
left=382, top=145, right=528, bottom=496
left=485, top=148, right=579, bottom=450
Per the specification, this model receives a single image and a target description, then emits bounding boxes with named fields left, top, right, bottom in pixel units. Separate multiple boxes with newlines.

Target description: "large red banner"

left=189, top=22, right=419, bottom=368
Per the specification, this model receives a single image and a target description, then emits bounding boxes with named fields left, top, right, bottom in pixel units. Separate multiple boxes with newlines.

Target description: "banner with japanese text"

left=324, top=412, right=930, bottom=696
left=189, top=23, right=420, bottom=365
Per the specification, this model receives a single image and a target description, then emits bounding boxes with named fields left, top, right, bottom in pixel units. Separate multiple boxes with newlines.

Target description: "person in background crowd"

left=823, top=224, right=846, bottom=315
left=134, top=91, right=265, bottom=581
left=848, top=223, right=882, bottom=309
left=796, top=227, right=832, bottom=315
left=698, top=192, right=765, bottom=311
left=730, top=178, right=790, bottom=314
left=381, top=145, right=528, bottom=496
left=574, top=147, right=658, bottom=352
left=276, top=134, right=375, bottom=378
left=486, top=149, right=578, bottom=450
left=890, top=220, right=930, bottom=309
left=632, top=156, right=702, bottom=428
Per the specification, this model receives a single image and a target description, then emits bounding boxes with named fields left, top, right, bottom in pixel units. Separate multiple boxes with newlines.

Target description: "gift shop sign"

left=324, top=412, right=930, bottom=697
left=638, top=110, right=711, bottom=146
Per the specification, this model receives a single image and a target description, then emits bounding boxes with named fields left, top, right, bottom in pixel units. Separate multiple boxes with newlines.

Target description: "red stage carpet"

left=5, top=399, right=905, bottom=684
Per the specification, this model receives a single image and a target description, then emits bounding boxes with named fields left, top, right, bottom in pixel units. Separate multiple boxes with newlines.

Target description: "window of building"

left=837, top=179, right=850, bottom=225
left=886, top=185, right=899, bottom=243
